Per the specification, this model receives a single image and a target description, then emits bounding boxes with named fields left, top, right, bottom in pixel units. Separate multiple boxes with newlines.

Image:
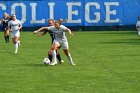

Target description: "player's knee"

left=48, top=50, right=52, bottom=55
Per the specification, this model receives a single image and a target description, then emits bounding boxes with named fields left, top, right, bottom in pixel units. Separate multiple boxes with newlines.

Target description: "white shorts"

left=53, top=39, right=69, bottom=49
left=138, top=31, right=140, bottom=35
left=11, top=31, right=20, bottom=38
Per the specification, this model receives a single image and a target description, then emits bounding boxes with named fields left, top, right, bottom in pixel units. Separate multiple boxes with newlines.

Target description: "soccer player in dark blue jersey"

left=1, top=13, right=11, bottom=43
left=37, top=19, right=64, bottom=63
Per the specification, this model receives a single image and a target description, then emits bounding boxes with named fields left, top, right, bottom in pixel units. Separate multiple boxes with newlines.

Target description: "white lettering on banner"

left=85, top=2, right=100, bottom=23
left=48, top=3, right=55, bottom=19
left=30, top=3, right=45, bottom=24
left=0, top=2, right=120, bottom=25
left=67, top=2, right=81, bottom=23
left=11, top=3, right=26, bottom=24
left=104, top=2, right=119, bottom=23
left=0, top=3, right=6, bottom=11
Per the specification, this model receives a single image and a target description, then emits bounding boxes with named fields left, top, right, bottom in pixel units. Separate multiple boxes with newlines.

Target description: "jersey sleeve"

left=60, top=25, right=67, bottom=31
left=18, top=20, right=22, bottom=26
left=47, top=26, right=54, bottom=31
left=8, top=21, right=11, bottom=27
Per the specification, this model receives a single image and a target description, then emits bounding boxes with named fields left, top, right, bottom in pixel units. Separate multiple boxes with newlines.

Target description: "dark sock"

left=48, top=54, right=52, bottom=62
left=57, top=53, right=62, bottom=62
left=7, top=35, right=9, bottom=43
left=4, top=36, right=7, bottom=43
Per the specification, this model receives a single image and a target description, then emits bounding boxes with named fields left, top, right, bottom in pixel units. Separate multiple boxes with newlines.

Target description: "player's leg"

left=14, top=36, right=19, bottom=53
left=63, top=49, right=75, bottom=65
left=4, top=30, right=7, bottom=43
left=56, top=48, right=64, bottom=63
left=61, top=41, right=75, bottom=65
left=48, top=49, right=53, bottom=62
left=6, top=29, right=9, bottom=43
left=50, top=42, right=60, bottom=65
left=13, top=32, right=20, bottom=53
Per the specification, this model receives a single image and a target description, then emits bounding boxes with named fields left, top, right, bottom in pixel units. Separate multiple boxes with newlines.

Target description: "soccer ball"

left=43, top=58, right=50, bottom=65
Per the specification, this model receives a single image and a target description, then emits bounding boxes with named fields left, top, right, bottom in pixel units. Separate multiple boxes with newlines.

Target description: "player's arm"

left=1, top=18, right=4, bottom=24
left=38, top=31, right=47, bottom=37
left=8, top=21, right=12, bottom=32
left=65, top=27, right=73, bottom=37
left=34, top=27, right=48, bottom=34
left=18, top=23, right=22, bottom=30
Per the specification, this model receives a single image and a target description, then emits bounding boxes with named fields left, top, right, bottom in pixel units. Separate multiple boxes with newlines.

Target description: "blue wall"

left=0, top=0, right=140, bottom=27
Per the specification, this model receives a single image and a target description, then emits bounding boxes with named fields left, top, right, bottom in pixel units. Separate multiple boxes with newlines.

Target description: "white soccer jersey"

left=47, top=25, right=67, bottom=41
left=136, top=21, right=140, bottom=35
left=8, top=19, right=21, bottom=32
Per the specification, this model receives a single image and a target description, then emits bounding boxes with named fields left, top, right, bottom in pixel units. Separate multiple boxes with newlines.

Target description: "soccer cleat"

left=59, top=60, right=64, bottom=64
left=49, top=61, right=57, bottom=66
left=71, top=63, right=76, bottom=66
left=14, top=51, right=17, bottom=54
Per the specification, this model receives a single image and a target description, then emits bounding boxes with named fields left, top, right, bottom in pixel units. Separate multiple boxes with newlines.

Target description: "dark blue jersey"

left=44, top=30, right=55, bottom=44
left=2, top=17, right=10, bottom=31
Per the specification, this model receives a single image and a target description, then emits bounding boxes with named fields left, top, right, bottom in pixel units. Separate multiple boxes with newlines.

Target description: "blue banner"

left=0, top=0, right=140, bottom=27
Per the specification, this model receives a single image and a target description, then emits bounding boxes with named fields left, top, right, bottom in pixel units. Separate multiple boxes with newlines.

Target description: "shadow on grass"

left=23, top=63, right=47, bottom=67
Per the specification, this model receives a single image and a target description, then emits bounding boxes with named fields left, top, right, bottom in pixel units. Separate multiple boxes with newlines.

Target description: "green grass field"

left=0, top=31, right=140, bottom=93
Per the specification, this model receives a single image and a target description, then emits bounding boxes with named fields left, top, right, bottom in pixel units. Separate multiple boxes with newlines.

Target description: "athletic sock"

left=67, top=53, right=74, bottom=64
left=7, top=35, right=9, bottom=43
left=4, top=36, right=7, bottom=43
left=48, top=54, right=53, bottom=62
left=14, top=42, right=18, bottom=53
left=57, top=53, right=62, bottom=62
left=52, top=50, right=57, bottom=62
left=17, top=40, right=20, bottom=46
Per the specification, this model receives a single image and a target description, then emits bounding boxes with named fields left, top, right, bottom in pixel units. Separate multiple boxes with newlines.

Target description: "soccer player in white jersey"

left=8, top=14, right=22, bottom=53
left=34, top=20, right=75, bottom=65
left=136, top=16, right=140, bottom=38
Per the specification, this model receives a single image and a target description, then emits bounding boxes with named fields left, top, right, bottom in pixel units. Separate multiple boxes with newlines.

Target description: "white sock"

left=52, top=50, right=57, bottom=62
left=14, top=42, right=18, bottom=52
left=18, top=40, right=20, bottom=46
left=67, top=53, right=74, bottom=64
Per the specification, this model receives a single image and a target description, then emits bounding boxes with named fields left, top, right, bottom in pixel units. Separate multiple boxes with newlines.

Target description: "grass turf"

left=0, top=31, right=140, bottom=93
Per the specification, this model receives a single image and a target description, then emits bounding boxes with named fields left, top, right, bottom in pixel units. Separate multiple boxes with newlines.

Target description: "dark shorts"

left=2, top=27, right=8, bottom=31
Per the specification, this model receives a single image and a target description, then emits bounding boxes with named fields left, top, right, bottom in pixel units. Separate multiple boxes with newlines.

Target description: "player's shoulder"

left=16, top=19, right=20, bottom=22
left=137, top=21, right=140, bottom=24
left=60, top=25, right=67, bottom=30
left=9, top=20, right=13, bottom=23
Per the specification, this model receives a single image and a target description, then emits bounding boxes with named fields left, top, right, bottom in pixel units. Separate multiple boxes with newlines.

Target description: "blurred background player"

left=8, top=14, right=22, bottom=53
left=1, top=12, right=10, bottom=43
left=37, top=19, right=64, bottom=64
left=34, top=20, right=75, bottom=65
left=136, top=16, right=140, bottom=38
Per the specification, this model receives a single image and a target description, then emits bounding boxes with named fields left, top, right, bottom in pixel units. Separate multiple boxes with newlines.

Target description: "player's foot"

left=49, top=61, right=57, bottom=66
left=71, top=63, right=76, bottom=66
left=14, top=51, right=17, bottom=53
left=59, top=60, right=64, bottom=64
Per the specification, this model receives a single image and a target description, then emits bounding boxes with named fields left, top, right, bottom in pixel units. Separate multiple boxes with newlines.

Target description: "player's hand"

left=33, top=31, right=38, bottom=34
left=17, top=27, right=21, bottom=30
left=9, top=29, right=12, bottom=32
left=69, top=33, right=73, bottom=38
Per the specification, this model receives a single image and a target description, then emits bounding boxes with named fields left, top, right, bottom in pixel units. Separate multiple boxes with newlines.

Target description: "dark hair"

left=138, top=16, right=140, bottom=19
left=12, top=14, right=16, bottom=17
